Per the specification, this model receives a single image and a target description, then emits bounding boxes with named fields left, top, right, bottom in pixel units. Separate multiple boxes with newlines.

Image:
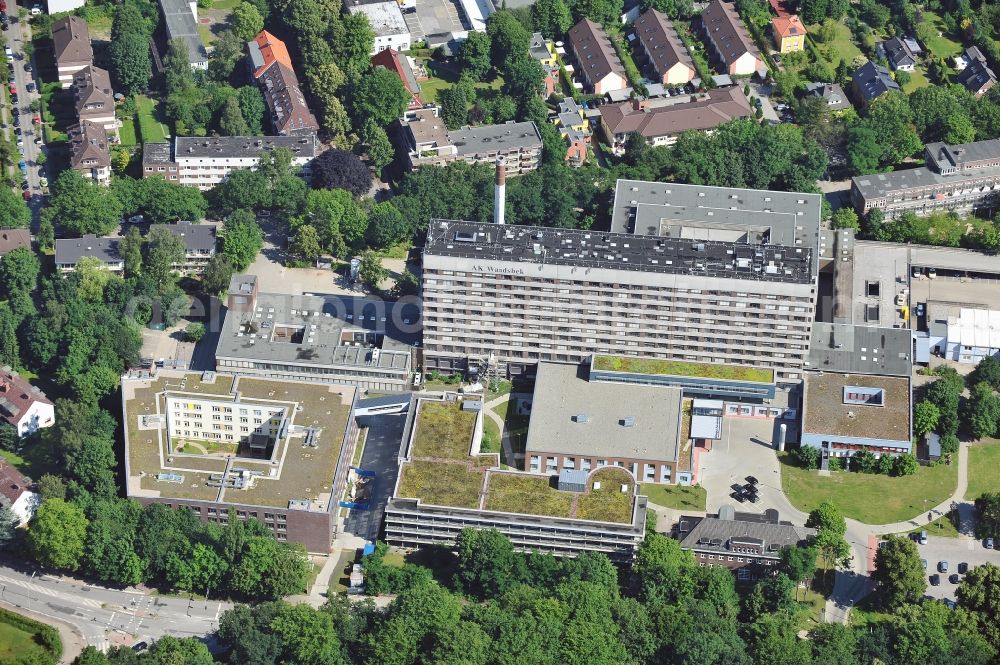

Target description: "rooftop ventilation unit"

left=622, top=416, right=636, bottom=428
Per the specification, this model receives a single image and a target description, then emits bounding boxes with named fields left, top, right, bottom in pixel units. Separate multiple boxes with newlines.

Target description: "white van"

left=3, top=45, right=12, bottom=59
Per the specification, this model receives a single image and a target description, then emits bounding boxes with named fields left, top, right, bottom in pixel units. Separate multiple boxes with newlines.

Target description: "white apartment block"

left=143, top=135, right=318, bottom=190
left=347, top=2, right=410, bottom=54
left=420, top=180, right=822, bottom=386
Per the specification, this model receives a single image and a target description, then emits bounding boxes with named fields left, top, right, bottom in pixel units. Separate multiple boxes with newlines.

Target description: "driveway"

left=341, top=414, right=407, bottom=542
left=747, top=81, right=779, bottom=124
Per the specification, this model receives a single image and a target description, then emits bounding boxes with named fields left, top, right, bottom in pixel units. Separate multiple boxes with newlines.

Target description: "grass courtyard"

left=640, top=483, right=707, bottom=511
left=779, top=454, right=957, bottom=524
left=966, top=439, right=1000, bottom=501
left=417, top=60, right=504, bottom=106
left=807, top=20, right=863, bottom=70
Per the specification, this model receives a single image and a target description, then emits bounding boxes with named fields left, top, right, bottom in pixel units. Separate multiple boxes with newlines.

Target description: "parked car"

left=25, top=81, right=33, bottom=93
left=17, top=160, right=26, bottom=173
left=0, top=2, right=8, bottom=11
left=29, top=4, right=41, bottom=15
left=930, top=574, right=941, bottom=586
left=949, top=574, right=960, bottom=584
left=38, top=176, right=47, bottom=187
left=745, top=476, right=758, bottom=485
left=958, top=562, right=968, bottom=574
left=928, top=267, right=937, bottom=278
left=919, top=530, right=928, bottom=545
left=916, top=303, right=925, bottom=317
left=986, top=537, right=994, bottom=549
left=938, top=560, right=949, bottom=573
left=23, top=62, right=30, bottom=73
left=922, top=559, right=928, bottom=569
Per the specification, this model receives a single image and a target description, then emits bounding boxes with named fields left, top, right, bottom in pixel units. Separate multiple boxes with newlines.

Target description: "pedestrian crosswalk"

left=0, top=574, right=103, bottom=609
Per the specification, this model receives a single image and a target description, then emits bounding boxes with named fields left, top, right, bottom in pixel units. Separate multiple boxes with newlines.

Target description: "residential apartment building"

left=214, top=275, right=416, bottom=392
left=149, top=221, right=217, bottom=271
left=420, top=180, right=822, bottom=385
left=0, top=459, right=39, bottom=526
left=0, top=369, right=54, bottom=438
left=143, top=135, right=318, bottom=190
left=67, top=120, right=111, bottom=186
left=851, top=138, right=1000, bottom=218
left=347, top=2, right=411, bottom=54
left=568, top=19, right=628, bottom=94
left=52, top=16, right=92, bottom=88
left=54, top=235, right=122, bottom=273
left=384, top=394, right=649, bottom=561
left=771, top=14, right=805, bottom=53
left=700, top=0, right=764, bottom=77
left=674, top=509, right=815, bottom=580
left=71, top=65, right=117, bottom=133
left=634, top=9, right=696, bottom=85
left=123, top=369, right=359, bottom=552
left=158, top=0, right=209, bottom=69
left=599, top=87, right=753, bottom=153
left=399, top=107, right=542, bottom=175
left=851, top=61, right=900, bottom=110
left=247, top=31, right=319, bottom=136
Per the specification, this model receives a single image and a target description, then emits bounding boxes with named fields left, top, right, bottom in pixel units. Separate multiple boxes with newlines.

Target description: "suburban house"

left=0, top=369, right=55, bottom=438
left=633, top=9, right=696, bottom=86
left=674, top=509, right=815, bottom=581
left=51, top=16, right=93, bottom=88
left=54, top=235, right=123, bottom=273
left=553, top=97, right=591, bottom=166
left=568, top=19, right=628, bottom=94
left=700, top=0, right=765, bottom=77
left=399, top=107, right=543, bottom=175
left=67, top=120, right=112, bottom=186
left=149, top=222, right=217, bottom=272
left=529, top=32, right=558, bottom=68
left=158, top=0, right=209, bottom=69
left=805, top=82, right=851, bottom=111
left=771, top=14, right=805, bottom=53
left=347, top=2, right=411, bottom=54
left=956, top=47, right=997, bottom=98
left=876, top=37, right=916, bottom=72
left=0, top=230, right=31, bottom=258
left=0, top=460, right=39, bottom=526
left=247, top=30, right=320, bottom=136
left=851, top=61, right=901, bottom=110
left=371, top=48, right=423, bottom=110
left=71, top=65, right=117, bottom=134
left=599, top=86, right=753, bottom=152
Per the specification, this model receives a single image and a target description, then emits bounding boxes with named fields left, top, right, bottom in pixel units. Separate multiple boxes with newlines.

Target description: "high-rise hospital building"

left=420, top=180, right=822, bottom=386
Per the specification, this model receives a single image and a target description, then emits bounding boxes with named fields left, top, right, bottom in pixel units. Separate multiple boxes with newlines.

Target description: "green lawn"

left=808, top=20, right=862, bottom=69
left=135, top=95, right=168, bottom=144
left=484, top=473, right=574, bottom=518
left=0, top=441, right=59, bottom=480
left=901, top=67, right=930, bottom=94
left=40, top=81, right=72, bottom=143
left=779, top=454, right=957, bottom=524
left=418, top=60, right=504, bottom=106
left=0, top=620, right=49, bottom=663
left=119, top=114, right=138, bottom=146
left=210, top=0, right=241, bottom=8
left=966, top=439, right=1000, bottom=501
left=640, top=483, right=707, bottom=511
left=907, top=511, right=961, bottom=538
left=921, top=12, right=962, bottom=59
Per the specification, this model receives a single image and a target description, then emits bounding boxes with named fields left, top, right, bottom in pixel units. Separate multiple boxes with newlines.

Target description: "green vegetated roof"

left=593, top=355, right=774, bottom=383
left=410, top=401, right=479, bottom=460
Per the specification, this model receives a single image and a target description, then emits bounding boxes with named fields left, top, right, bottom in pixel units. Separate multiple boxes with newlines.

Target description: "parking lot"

left=916, top=535, right=1000, bottom=600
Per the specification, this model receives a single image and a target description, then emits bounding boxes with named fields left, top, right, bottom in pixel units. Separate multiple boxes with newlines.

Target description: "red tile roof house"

left=0, top=460, right=39, bottom=526
left=700, top=0, right=766, bottom=77
left=371, top=48, right=423, bottom=110
left=568, top=19, right=629, bottom=95
left=247, top=30, right=319, bottom=136
left=0, top=370, right=54, bottom=439
left=599, top=86, right=753, bottom=153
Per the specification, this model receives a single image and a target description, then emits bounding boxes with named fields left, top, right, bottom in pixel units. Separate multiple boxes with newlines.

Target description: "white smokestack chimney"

left=494, top=158, right=506, bottom=225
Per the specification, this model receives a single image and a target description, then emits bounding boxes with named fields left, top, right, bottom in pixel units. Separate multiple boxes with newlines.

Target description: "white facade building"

left=348, top=3, right=411, bottom=54
left=165, top=394, right=287, bottom=446
left=938, top=308, right=1000, bottom=364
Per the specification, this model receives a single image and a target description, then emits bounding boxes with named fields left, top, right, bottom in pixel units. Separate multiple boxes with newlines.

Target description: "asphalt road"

left=0, top=560, right=229, bottom=653
left=343, top=414, right=406, bottom=542
left=3, top=11, right=45, bottom=216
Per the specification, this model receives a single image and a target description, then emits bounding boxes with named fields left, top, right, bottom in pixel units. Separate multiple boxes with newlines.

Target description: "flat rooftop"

left=806, top=323, right=912, bottom=377
left=448, top=121, right=542, bottom=155
left=159, top=0, right=207, bottom=65
left=525, top=361, right=683, bottom=462
left=347, top=2, right=408, bottom=36
left=802, top=372, right=910, bottom=442
left=593, top=355, right=774, bottom=383
left=122, top=370, right=355, bottom=511
left=610, top=179, right=822, bottom=251
left=395, top=397, right=639, bottom=523
left=175, top=135, right=317, bottom=160
left=424, top=219, right=815, bottom=284
left=216, top=293, right=418, bottom=371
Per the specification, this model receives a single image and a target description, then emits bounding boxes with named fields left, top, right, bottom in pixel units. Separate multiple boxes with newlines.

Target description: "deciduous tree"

left=28, top=499, right=89, bottom=571
left=311, top=150, right=372, bottom=196
left=232, top=2, right=264, bottom=41
left=873, top=535, right=926, bottom=608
